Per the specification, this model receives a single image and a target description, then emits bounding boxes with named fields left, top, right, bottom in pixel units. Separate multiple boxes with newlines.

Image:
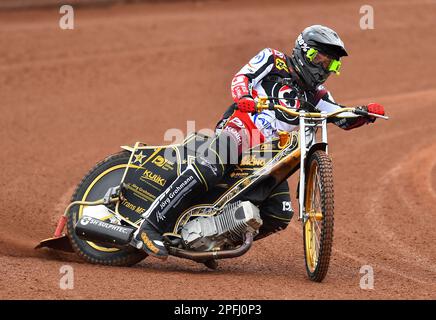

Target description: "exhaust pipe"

left=168, top=232, right=254, bottom=262
left=75, top=216, right=254, bottom=262
left=75, top=216, right=135, bottom=247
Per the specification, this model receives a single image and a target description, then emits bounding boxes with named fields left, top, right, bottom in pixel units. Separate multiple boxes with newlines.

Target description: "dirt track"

left=0, top=0, right=435, bottom=299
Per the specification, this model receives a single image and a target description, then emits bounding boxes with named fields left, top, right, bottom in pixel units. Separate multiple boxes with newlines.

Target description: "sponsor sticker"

left=275, top=58, right=289, bottom=72
left=140, top=232, right=159, bottom=254
left=282, top=201, right=293, bottom=212
left=80, top=216, right=92, bottom=226
left=157, top=175, right=195, bottom=221
left=133, top=151, right=146, bottom=165
left=273, top=49, right=285, bottom=58
left=152, top=155, right=174, bottom=171
left=230, top=171, right=249, bottom=178
left=225, top=127, right=242, bottom=144
left=297, top=34, right=309, bottom=52
left=140, top=169, right=166, bottom=186
left=278, top=85, right=300, bottom=108
left=253, top=112, right=275, bottom=137
left=80, top=217, right=129, bottom=234
left=230, top=117, right=245, bottom=128
left=240, top=155, right=266, bottom=167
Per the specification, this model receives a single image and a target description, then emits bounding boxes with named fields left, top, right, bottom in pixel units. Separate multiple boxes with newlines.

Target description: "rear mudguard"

left=296, top=142, right=328, bottom=200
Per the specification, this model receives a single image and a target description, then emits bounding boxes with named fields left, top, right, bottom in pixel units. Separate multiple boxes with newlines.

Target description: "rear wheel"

left=303, top=150, right=334, bottom=282
left=66, top=151, right=147, bottom=266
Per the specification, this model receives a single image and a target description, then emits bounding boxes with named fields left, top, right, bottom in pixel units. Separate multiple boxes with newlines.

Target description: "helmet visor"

left=306, top=48, right=342, bottom=75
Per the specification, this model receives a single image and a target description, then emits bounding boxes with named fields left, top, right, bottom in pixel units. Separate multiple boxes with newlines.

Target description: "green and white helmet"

left=291, top=25, right=348, bottom=89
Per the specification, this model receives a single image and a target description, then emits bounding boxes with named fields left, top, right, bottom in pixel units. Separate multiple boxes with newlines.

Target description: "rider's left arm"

left=314, top=90, right=369, bottom=130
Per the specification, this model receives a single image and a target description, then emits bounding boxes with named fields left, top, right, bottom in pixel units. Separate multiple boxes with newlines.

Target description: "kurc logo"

left=141, top=169, right=166, bottom=186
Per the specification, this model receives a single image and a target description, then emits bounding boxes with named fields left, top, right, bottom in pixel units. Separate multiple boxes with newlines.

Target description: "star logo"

left=133, top=151, right=146, bottom=165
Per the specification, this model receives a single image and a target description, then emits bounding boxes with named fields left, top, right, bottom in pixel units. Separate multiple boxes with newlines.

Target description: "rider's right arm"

left=231, top=48, right=275, bottom=102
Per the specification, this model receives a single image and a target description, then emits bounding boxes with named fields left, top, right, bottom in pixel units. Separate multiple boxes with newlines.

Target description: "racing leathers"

left=132, top=48, right=373, bottom=259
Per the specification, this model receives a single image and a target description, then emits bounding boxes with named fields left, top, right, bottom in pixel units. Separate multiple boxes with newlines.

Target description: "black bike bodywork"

left=117, top=133, right=300, bottom=234
left=37, top=131, right=304, bottom=266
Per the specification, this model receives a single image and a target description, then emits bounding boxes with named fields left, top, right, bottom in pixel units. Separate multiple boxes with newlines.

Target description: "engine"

left=180, top=201, right=262, bottom=251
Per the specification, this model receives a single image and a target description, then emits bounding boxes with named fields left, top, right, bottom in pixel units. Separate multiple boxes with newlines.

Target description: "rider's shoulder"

left=255, top=48, right=287, bottom=57
left=259, top=48, right=273, bottom=54
left=252, top=48, right=286, bottom=61
left=254, top=48, right=275, bottom=57
left=249, top=48, right=274, bottom=65
left=248, top=48, right=287, bottom=66
left=269, top=48, right=286, bottom=59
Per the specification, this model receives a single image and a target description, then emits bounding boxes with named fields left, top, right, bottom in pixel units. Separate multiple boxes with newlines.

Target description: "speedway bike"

left=37, top=97, right=388, bottom=282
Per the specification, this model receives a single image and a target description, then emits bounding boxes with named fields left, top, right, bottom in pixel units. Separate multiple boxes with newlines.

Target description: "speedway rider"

left=131, top=25, right=386, bottom=259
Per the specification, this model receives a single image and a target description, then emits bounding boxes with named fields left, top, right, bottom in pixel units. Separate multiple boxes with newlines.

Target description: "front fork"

left=298, top=111, right=328, bottom=222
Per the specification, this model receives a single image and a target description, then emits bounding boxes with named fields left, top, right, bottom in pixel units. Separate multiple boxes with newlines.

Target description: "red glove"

left=237, top=95, right=256, bottom=113
left=366, top=103, right=385, bottom=116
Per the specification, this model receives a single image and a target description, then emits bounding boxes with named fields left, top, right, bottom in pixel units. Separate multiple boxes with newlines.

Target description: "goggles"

left=306, top=48, right=342, bottom=75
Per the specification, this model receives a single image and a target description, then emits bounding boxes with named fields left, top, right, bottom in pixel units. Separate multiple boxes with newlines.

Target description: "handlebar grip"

left=354, top=108, right=369, bottom=117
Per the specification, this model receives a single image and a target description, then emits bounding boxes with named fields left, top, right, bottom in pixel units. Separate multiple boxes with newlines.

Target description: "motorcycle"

left=36, top=97, right=388, bottom=282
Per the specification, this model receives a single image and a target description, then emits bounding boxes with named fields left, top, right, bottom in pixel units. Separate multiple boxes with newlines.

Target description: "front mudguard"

left=296, top=142, right=328, bottom=200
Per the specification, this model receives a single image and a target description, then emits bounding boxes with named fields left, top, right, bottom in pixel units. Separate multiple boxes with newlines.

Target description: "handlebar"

left=255, top=97, right=389, bottom=120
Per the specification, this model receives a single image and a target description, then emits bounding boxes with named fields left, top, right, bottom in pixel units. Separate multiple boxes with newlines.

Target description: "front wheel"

left=303, top=150, right=334, bottom=282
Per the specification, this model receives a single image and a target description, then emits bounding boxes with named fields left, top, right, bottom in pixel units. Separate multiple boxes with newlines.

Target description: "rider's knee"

left=192, top=155, right=225, bottom=188
left=255, top=197, right=294, bottom=240
left=192, top=131, right=239, bottom=188
left=213, top=129, right=241, bottom=166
